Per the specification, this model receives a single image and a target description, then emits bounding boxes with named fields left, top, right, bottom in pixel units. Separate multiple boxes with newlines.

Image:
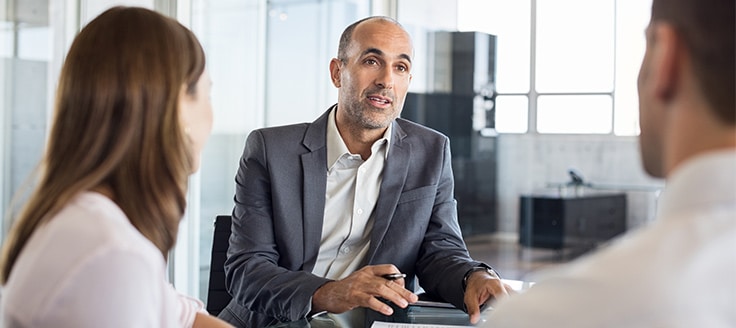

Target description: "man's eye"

left=397, top=66, right=408, bottom=72
left=365, top=59, right=377, bottom=65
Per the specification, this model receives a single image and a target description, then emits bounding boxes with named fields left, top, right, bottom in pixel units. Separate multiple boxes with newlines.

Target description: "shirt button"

left=341, top=247, right=350, bottom=254
left=356, top=208, right=363, bottom=215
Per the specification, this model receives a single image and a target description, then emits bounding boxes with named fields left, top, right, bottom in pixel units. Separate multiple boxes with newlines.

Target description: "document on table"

left=370, top=322, right=473, bottom=328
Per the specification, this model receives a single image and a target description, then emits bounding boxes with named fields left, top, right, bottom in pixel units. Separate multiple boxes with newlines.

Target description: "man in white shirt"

left=482, top=0, right=736, bottom=327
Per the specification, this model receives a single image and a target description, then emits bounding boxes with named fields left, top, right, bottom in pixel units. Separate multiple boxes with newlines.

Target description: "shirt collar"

left=657, top=150, right=736, bottom=219
left=326, top=106, right=392, bottom=169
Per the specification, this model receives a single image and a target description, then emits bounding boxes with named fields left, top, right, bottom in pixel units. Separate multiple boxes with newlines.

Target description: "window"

left=537, top=95, right=613, bottom=134
left=458, top=0, right=651, bottom=135
left=494, top=96, right=529, bottom=133
left=0, top=0, right=54, bottom=237
left=535, top=0, right=615, bottom=93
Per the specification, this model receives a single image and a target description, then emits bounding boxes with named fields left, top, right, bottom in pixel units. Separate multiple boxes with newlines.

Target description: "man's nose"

left=374, top=66, right=394, bottom=89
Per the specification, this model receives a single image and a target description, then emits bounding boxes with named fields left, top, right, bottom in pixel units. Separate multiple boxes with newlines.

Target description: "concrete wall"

left=496, top=133, right=664, bottom=236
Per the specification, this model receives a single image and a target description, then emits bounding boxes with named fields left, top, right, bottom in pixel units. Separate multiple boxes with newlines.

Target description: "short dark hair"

left=651, top=0, right=735, bottom=124
left=337, top=16, right=404, bottom=62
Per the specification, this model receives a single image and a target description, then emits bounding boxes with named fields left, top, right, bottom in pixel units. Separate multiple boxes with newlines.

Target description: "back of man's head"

left=651, top=0, right=735, bottom=125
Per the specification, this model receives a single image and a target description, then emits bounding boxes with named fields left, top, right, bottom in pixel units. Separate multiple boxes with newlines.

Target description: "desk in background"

left=519, top=192, right=627, bottom=252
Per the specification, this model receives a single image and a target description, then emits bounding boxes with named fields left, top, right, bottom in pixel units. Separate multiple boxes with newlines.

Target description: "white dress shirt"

left=312, top=107, right=390, bottom=327
left=1, top=192, right=203, bottom=328
left=483, top=150, right=736, bottom=327
left=312, top=107, right=390, bottom=280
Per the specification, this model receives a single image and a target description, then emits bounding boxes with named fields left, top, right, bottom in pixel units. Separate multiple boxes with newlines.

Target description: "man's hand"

left=464, top=270, right=515, bottom=324
left=311, top=264, right=419, bottom=316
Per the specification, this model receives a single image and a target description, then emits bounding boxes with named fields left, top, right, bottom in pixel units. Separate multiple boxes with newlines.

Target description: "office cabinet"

left=403, top=31, right=498, bottom=236
left=519, top=193, right=627, bottom=250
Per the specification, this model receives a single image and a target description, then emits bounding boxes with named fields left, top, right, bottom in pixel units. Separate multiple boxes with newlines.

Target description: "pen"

left=382, top=273, right=406, bottom=280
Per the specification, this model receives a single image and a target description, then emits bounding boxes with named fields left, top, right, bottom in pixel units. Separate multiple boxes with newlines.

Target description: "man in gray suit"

left=219, top=16, right=511, bottom=327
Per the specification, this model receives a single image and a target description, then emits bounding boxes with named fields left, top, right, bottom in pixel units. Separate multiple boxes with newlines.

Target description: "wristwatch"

left=462, top=266, right=500, bottom=291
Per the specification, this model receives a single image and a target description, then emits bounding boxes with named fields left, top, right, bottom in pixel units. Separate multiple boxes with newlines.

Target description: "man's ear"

left=649, top=23, right=681, bottom=102
left=329, top=58, right=342, bottom=88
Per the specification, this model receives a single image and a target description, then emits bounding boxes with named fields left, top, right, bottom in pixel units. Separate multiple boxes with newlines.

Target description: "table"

left=266, top=280, right=532, bottom=327
left=267, top=305, right=476, bottom=328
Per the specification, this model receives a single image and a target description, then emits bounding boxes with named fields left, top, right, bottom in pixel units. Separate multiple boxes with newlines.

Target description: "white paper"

left=412, top=300, right=456, bottom=309
left=370, top=322, right=473, bottom=328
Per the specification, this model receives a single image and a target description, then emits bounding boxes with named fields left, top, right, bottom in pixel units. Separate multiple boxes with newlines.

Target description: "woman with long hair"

left=0, top=6, right=231, bottom=327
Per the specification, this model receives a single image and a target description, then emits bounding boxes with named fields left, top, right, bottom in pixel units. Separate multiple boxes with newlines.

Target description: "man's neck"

left=338, top=125, right=386, bottom=160
left=334, top=107, right=388, bottom=160
left=665, top=102, right=736, bottom=177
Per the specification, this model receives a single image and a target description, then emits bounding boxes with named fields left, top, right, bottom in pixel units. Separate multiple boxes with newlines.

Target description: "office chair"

left=206, top=215, right=233, bottom=316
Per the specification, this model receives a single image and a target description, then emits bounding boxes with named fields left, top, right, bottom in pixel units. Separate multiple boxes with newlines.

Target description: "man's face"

left=637, top=24, right=666, bottom=178
left=330, top=19, right=413, bottom=131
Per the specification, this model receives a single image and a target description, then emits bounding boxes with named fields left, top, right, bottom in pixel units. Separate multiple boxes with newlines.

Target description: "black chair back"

left=206, top=215, right=232, bottom=316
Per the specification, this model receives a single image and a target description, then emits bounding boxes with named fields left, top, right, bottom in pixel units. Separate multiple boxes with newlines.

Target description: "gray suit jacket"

left=221, top=107, right=487, bottom=327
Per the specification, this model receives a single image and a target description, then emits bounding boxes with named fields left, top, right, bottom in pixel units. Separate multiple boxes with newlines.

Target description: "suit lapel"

left=364, top=121, right=410, bottom=265
left=300, top=108, right=332, bottom=270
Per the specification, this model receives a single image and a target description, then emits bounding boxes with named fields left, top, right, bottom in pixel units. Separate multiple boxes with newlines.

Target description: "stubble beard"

left=343, top=95, right=400, bottom=130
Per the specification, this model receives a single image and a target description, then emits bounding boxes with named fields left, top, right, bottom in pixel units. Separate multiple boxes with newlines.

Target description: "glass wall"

left=1, top=0, right=53, bottom=237
left=188, top=0, right=266, bottom=302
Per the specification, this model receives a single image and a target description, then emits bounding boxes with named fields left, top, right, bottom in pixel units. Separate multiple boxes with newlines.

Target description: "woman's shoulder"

left=11, top=191, right=164, bottom=280
left=55, top=191, right=160, bottom=254
left=2, top=192, right=172, bottom=327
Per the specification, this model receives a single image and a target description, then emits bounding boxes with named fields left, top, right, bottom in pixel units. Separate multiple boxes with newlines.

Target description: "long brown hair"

left=0, top=6, right=206, bottom=283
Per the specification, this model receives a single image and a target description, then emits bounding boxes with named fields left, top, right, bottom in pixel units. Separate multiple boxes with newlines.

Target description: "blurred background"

left=0, top=0, right=662, bottom=302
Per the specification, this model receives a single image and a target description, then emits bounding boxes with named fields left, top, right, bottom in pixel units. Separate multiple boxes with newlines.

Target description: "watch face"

left=463, top=267, right=498, bottom=290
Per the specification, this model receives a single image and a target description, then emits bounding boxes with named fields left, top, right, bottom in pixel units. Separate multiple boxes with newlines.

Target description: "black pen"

left=382, top=273, right=406, bottom=280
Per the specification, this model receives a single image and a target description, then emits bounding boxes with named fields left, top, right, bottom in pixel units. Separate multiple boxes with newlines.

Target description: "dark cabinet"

left=519, top=193, right=627, bottom=250
left=403, top=31, right=498, bottom=236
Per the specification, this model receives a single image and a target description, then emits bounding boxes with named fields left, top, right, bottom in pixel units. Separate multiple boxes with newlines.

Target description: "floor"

left=199, top=233, right=597, bottom=304
left=464, top=234, right=591, bottom=282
